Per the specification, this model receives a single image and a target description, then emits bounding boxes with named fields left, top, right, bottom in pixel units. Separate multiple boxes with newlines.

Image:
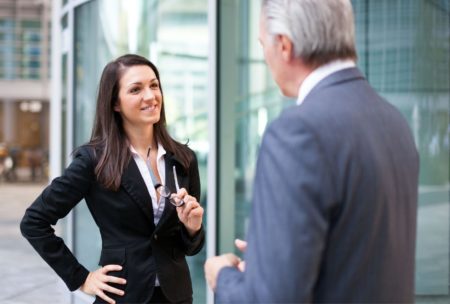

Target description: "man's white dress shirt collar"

left=297, top=59, right=356, bottom=106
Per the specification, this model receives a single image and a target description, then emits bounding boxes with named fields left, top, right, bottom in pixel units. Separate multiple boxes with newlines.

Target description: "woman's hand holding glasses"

left=172, top=188, right=204, bottom=237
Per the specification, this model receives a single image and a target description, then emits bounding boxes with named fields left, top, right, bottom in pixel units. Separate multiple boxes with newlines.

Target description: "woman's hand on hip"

left=79, top=264, right=126, bottom=304
left=174, top=188, right=204, bottom=237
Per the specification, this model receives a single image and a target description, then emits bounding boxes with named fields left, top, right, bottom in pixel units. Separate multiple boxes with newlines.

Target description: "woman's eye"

left=129, top=87, right=140, bottom=94
left=150, top=83, right=159, bottom=89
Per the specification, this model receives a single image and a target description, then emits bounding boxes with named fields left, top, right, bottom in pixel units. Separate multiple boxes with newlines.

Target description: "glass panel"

left=72, top=0, right=208, bottom=301
left=73, top=0, right=102, bottom=271
left=74, top=0, right=102, bottom=150
left=59, top=52, right=69, bottom=276
left=21, top=20, right=41, bottom=28
left=351, top=0, right=449, bottom=301
left=412, top=0, right=449, bottom=301
left=0, top=19, right=16, bottom=79
left=61, top=14, right=68, bottom=29
left=61, top=54, right=67, bottom=170
left=218, top=0, right=291, bottom=254
left=155, top=1, right=208, bottom=302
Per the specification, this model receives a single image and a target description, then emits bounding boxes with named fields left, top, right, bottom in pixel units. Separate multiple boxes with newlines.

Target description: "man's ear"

left=279, top=34, right=294, bottom=62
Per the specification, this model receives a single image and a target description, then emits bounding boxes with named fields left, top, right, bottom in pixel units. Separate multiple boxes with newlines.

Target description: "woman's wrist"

left=186, top=225, right=201, bottom=238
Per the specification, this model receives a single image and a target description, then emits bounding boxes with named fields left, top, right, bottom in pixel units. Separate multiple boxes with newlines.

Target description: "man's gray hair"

left=262, top=0, right=357, bottom=65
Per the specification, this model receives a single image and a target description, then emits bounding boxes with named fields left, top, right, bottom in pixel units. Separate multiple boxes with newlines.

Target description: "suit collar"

left=309, top=67, right=365, bottom=96
left=297, top=60, right=356, bottom=106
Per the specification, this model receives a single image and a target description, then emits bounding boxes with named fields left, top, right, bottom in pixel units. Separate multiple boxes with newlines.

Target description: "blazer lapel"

left=121, top=158, right=155, bottom=226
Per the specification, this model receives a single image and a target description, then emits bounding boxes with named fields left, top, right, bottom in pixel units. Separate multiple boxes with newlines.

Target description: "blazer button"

left=154, top=234, right=158, bottom=240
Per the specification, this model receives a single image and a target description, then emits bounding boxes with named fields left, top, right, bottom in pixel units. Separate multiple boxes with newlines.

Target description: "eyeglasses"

left=146, top=148, right=185, bottom=207
left=153, top=166, right=185, bottom=207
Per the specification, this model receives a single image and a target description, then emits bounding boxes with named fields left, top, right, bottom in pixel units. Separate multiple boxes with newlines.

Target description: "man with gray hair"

left=204, top=0, right=419, bottom=302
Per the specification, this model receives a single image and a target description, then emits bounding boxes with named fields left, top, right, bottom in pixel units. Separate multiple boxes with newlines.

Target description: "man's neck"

left=283, top=62, right=315, bottom=98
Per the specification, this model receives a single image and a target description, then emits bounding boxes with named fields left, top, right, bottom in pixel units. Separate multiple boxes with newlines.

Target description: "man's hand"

left=234, top=239, right=247, bottom=271
left=204, top=253, right=240, bottom=291
left=79, top=265, right=126, bottom=304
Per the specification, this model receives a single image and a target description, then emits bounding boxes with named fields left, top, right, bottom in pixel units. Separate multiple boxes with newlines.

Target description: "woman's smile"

left=140, top=104, right=158, bottom=112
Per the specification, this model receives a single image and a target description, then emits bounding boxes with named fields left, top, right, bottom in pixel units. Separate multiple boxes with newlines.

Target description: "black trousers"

left=149, top=287, right=192, bottom=304
left=149, top=287, right=169, bottom=303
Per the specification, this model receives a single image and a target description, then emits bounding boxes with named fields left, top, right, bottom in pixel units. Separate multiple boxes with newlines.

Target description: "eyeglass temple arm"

left=172, top=166, right=185, bottom=206
left=173, top=166, right=180, bottom=192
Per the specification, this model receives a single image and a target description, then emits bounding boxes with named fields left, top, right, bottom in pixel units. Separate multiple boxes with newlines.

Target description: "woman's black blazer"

left=20, top=145, right=205, bottom=303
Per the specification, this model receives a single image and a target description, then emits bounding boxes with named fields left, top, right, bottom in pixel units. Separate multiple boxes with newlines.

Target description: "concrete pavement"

left=0, top=182, right=70, bottom=304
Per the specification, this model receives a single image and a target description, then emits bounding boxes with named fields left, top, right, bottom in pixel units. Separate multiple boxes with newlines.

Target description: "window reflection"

left=352, top=0, right=449, bottom=299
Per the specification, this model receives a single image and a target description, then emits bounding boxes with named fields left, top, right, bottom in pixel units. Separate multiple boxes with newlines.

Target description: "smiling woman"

left=20, top=54, right=205, bottom=304
left=59, top=1, right=210, bottom=302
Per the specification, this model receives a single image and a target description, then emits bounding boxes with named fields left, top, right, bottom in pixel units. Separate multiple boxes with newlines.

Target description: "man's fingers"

left=204, top=254, right=241, bottom=291
left=223, top=253, right=241, bottom=266
left=234, top=240, right=247, bottom=271
left=237, top=261, right=246, bottom=272
left=235, top=239, right=247, bottom=252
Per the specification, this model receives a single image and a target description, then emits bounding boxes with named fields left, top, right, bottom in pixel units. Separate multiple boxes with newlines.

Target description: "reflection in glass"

left=218, top=0, right=284, bottom=257
left=155, top=2, right=209, bottom=302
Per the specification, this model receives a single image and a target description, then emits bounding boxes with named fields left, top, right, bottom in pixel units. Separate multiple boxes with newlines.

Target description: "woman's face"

left=115, top=65, right=162, bottom=129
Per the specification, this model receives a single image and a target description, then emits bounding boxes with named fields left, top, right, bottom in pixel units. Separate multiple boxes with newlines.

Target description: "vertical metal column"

left=207, top=0, right=217, bottom=303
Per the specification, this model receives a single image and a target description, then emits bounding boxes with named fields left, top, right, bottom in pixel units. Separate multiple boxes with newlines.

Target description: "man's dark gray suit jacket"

left=216, top=68, right=419, bottom=303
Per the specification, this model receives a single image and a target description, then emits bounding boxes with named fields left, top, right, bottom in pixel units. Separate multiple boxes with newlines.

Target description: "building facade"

left=0, top=0, right=51, bottom=181
left=51, top=0, right=449, bottom=303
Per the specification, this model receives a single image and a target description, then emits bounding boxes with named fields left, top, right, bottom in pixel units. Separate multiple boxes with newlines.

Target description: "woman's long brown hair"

left=88, top=54, right=192, bottom=191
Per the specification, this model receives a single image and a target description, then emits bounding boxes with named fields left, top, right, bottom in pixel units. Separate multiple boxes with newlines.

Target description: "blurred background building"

left=0, top=0, right=50, bottom=182
left=1, top=0, right=448, bottom=303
